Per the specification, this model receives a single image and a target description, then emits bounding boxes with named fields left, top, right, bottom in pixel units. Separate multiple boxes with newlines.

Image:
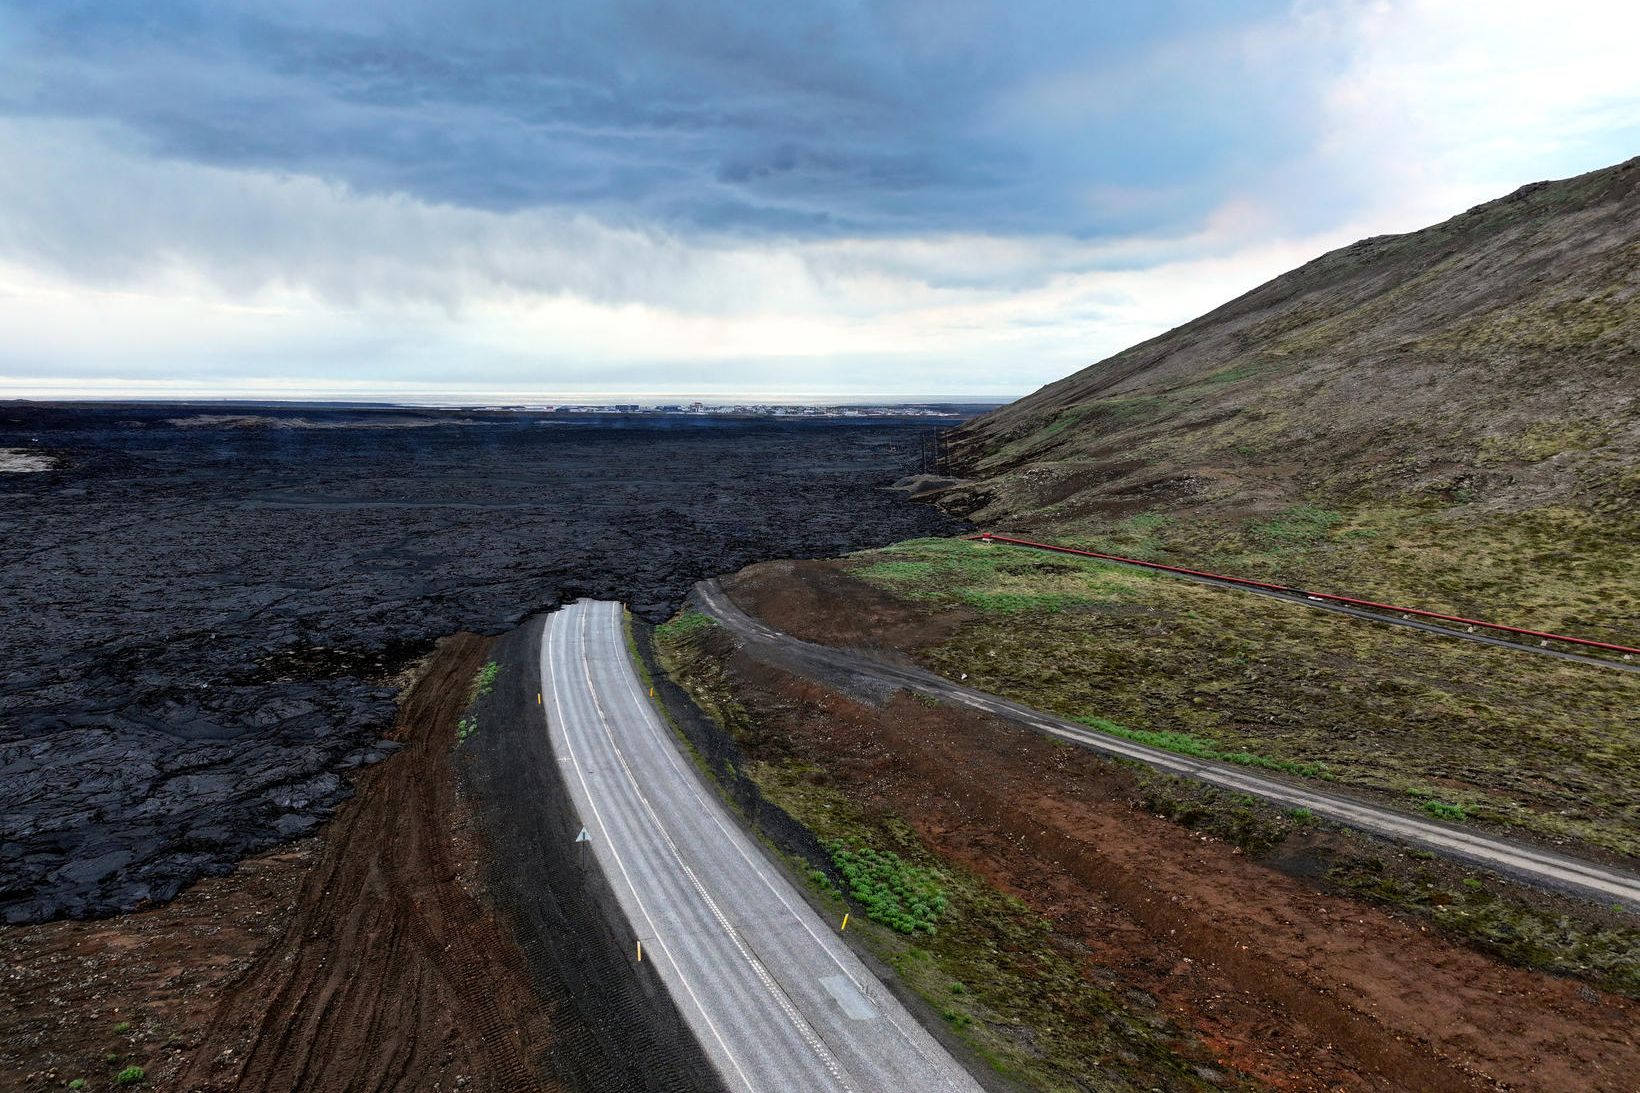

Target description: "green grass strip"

left=1072, top=715, right=1330, bottom=779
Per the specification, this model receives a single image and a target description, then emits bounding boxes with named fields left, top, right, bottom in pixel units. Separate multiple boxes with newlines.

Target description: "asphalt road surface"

left=540, top=599, right=986, bottom=1093
left=694, top=581, right=1640, bottom=912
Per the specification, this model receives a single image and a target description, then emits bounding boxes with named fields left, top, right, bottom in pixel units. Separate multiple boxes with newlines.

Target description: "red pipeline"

left=968, top=532, right=1640, bottom=658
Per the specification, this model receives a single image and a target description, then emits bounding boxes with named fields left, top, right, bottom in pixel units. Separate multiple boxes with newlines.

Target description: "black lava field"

left=0, top=403, right=965, bottom=923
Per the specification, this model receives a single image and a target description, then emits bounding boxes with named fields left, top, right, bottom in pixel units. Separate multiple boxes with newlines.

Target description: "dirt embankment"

left=177, top=632, right=552, bottom=1092
left=3, top=633, right=557, bottom=1093
left=718, top=564, right=1640, bottom=1092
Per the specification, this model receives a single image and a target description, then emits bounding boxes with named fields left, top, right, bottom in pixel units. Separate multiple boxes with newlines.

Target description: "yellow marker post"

left=537, top=693, right=542, bottom=705
left=649, top=686, right=654, bottom=697
left=637, top=940, right=643, bottom=962
left=840, top=913, right=849, bottom=932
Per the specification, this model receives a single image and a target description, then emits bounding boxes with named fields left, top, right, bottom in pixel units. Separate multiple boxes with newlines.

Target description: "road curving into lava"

left=693, top=580, right=1640, bottom=912
left=541, top=599, right=986, bottom=1093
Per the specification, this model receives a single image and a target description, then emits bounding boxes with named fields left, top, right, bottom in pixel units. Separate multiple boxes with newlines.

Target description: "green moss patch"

left=655, top=610, right=717, bottom=641
left=1075, top=716, right=1330, bottom=779
left=851, top=536, right=1151, bottom=614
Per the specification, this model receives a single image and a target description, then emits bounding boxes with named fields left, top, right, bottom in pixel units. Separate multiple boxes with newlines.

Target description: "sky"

left=1, top=1, right=1637, bottom=403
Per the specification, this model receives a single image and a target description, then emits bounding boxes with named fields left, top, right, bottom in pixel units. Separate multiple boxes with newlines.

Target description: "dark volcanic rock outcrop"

left=0, top=404, right=964, bottom=922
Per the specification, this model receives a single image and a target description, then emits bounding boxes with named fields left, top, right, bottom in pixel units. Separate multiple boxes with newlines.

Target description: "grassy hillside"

left=940, top=157, right=1640, bottom=645
left=793, top=160, right=1640, bottom=866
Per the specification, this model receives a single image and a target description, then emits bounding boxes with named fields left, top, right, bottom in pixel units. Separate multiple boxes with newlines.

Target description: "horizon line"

left=2, top=393, right=1013, bottom=408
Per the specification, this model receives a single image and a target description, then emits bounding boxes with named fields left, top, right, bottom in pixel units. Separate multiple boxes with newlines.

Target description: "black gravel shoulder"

left=458, top=619, right=727, bottom=1092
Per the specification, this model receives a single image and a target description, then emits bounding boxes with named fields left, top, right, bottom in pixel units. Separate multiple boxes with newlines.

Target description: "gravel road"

left=695, top=580, right=1640, bottom=911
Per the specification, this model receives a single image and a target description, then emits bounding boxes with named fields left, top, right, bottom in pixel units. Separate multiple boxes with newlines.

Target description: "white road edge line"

left=544, top=607, right=758, bottom=1093
left=611, top=605, right=968, bottom=1089
left=572, top=604, right=857, bottom=1092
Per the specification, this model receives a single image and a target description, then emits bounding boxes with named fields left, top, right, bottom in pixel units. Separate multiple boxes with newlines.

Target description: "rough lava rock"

left=0, top=403, right=966, bottom=922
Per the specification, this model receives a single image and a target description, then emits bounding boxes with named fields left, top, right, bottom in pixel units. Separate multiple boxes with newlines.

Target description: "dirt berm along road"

left=693, top=581, right=1640, bottom=912
left=541, top=600, right=985, bottom=1093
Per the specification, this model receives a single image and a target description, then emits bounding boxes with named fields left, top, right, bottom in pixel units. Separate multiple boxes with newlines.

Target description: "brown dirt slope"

left=712, top=576, right=1640, bottom=1092
left=175, top=631, right=554, bottom=1093
left=0, top=633, right=559, bottom=1093
left=942, top=157, right=1639, bottom=615
left=2, top=842, right=310, bottom=1090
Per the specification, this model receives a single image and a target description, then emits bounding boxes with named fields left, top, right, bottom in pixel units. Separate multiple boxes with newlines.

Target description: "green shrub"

left=1424, top=799, right=1467, bottom=822
left=454, top=660, right=502, bottom=742
left=804, top=866, right=842, bottom=899
left=67, top=1081, right=86, bottom=1090
left=116, top=1067, right=145, bottom=1085
left=827, top=841, right=949, bottom=936
left=473, top=660, right=501, bottom=697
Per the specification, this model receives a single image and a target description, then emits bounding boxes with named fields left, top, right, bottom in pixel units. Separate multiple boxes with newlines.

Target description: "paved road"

left=540, top=599, right=986, bottom=1093
left=694, top=581, right=1640, bottom=912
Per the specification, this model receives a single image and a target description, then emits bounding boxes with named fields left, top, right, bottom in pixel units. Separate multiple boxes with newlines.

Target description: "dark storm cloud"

left=0, top=0, right=1307, bottom=238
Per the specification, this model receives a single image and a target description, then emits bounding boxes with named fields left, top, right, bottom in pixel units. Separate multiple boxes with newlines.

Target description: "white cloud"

left=0, top=116, right=1336, bottom=399
left=1309, top=0, right=1640, bottom=230
left=2, top=1, right=1638, bottom=401
left=0, top=228, right=1334, bottom=400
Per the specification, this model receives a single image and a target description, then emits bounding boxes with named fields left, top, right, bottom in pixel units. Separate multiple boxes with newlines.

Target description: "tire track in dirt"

left=177, top=633, right=555, bottom=1093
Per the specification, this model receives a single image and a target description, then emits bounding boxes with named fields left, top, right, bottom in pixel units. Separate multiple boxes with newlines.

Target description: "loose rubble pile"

left=0, top=403, right=962, bottom=922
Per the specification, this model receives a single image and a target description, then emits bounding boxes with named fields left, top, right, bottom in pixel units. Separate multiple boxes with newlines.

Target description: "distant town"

left=471, top=401, right=997, bottom=418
